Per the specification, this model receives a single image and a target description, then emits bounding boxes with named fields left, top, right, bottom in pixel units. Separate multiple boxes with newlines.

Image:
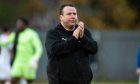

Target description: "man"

left=45, top=4, right=98, bottom=84
left=0, top=27, right=12, bottom=84
left=0, top=17, right=43, bottom=84
left=136, top=48, right=140, bottom=84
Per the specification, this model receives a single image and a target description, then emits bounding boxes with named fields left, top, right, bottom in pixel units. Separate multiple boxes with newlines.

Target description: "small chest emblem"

left=61, top=38, right=67, bottom=41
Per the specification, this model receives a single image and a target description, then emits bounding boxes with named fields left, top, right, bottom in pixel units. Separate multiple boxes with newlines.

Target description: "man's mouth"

left=70, top=20, right=76, bottom=23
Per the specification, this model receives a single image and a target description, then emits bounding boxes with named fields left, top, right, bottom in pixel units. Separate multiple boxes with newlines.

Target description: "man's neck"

left=18, top=27, right=27, bottom=32
left=4, top=32, right=10, bottom=35
left=61, top=22, right=75, bottom=31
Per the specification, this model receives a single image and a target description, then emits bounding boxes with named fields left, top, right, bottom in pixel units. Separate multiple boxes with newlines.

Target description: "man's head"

left=16, top=17, right=29, bottom=30
left=59, top=4, right=78, bottom=29
left=1, top=26, right=9, bottom=33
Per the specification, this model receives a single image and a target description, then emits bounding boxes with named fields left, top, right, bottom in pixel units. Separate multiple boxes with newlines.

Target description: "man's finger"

left=78, top=27, right=83, bottom=32
left=78, top=25, right=84, bottom=29
left=78, top=21, right=84, bottom=27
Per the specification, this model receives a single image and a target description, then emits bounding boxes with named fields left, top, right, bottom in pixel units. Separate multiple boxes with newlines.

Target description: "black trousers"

left=49, top=83, right=90, bottom=84
left=48, top=77, right=91, bottom=84
left=49, top=81, right=91, bottom=84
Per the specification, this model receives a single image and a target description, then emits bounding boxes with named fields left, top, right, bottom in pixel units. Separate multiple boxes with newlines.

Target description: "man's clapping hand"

left=73, top=21, right=84, bottom=39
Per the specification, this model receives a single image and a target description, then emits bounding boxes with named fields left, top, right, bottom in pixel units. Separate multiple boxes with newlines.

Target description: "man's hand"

left=73, top=27, right=80, bottom=39
left=73, top=21, right=84, bottom=39
left=29, top=56, right=40, bottom=69
left=78, top=21, right=84, bottom=38
left=136, top=68, right=140, bottom=75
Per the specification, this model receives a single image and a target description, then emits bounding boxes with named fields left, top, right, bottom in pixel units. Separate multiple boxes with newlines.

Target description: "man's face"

left=16, top=19, right=25, bottom=30
left=60, top=6, right=78, bottom=28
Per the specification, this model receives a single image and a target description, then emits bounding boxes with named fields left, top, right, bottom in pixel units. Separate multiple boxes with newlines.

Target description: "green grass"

left=94, top=81, right=137, bottom=84
left=33, top=81, right=137, bottom=84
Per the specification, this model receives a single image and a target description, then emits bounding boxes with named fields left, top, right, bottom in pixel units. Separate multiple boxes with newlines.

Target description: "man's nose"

left=71, top=14, right=76, bottom=19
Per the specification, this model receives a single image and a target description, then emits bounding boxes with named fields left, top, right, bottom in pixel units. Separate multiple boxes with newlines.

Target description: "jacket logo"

left=61, top=38, right=67, bottom=41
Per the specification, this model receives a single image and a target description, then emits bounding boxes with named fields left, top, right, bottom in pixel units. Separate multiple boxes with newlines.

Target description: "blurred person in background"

left=0, top=27, right=12, bottom=84
left=136, top=48, right=140, bottom=84
left=0, top=17, right=43, bottom=84
left=45, top=4, right=98, bottom=84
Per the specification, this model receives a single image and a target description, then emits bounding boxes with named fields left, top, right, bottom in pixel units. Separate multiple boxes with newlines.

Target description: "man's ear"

left=60, top=15, right=63, bottom=21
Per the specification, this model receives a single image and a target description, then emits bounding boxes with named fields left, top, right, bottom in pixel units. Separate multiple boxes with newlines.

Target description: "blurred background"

left=0, top=0, right=140, bottom=83
left=0, top=0, right=140, bottom=30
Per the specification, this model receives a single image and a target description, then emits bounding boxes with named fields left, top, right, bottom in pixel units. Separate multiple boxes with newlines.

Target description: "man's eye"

left=73, top=13, right=76, bottom=15
left=67, top=13, right=71, bottom=15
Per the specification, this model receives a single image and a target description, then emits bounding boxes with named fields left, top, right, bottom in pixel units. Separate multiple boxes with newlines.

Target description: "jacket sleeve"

left=80, top=29, right=98, bottom=54
left=31, top=31, right=43, bottom=59
left=0, top=33, right=15, bottom=47
left=45, top=29, right=79, bottom=56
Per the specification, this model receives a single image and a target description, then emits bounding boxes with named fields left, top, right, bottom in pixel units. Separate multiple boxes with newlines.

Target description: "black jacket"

left=45, top=23, right=98, bottom=83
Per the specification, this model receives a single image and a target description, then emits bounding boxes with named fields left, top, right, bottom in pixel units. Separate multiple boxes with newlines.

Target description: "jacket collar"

left=57, top=23, right=75, bottom=33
